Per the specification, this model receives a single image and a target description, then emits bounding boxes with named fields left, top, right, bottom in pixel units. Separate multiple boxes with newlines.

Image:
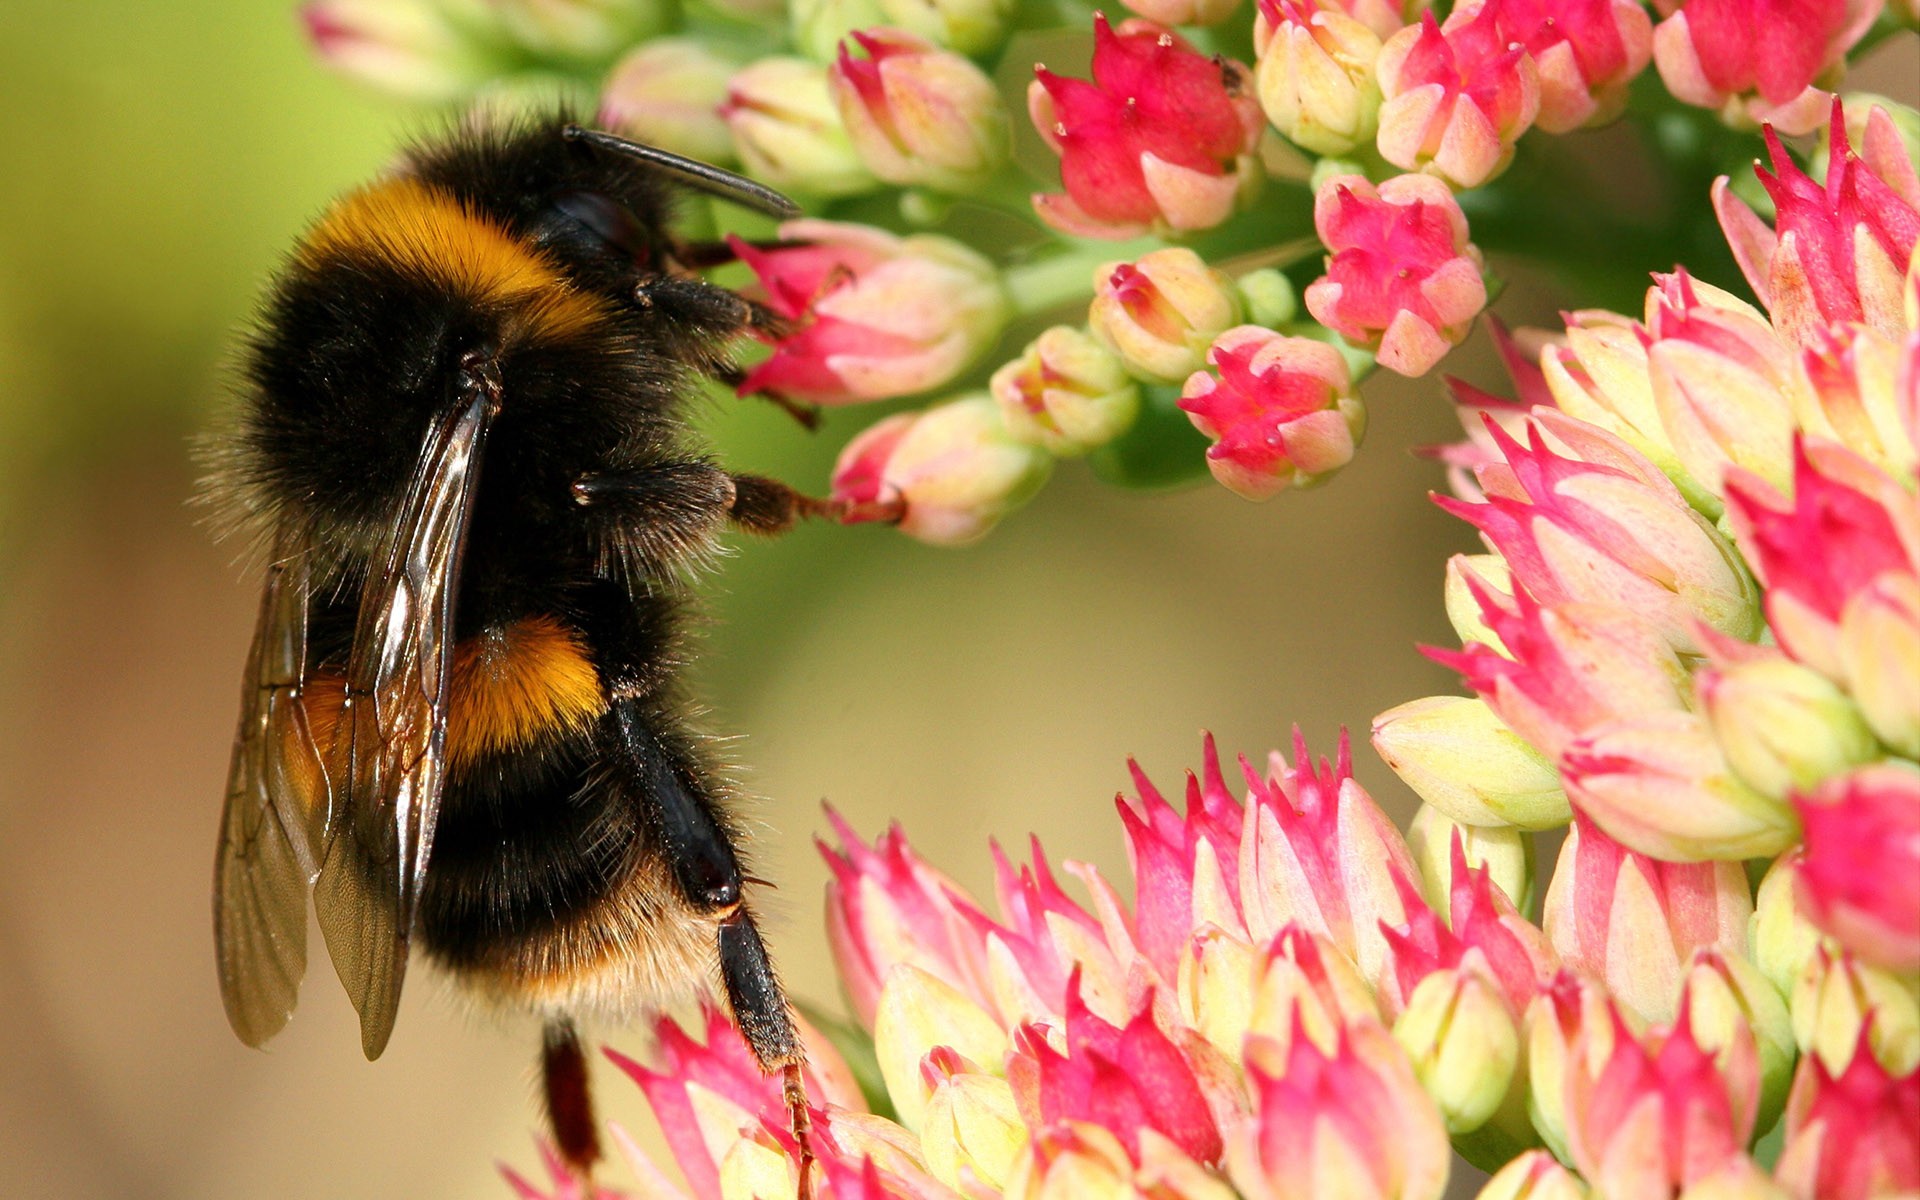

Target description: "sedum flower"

left=1788, top=941, right=1920, bottom=1076
left=1795, top=763, right=1920, bottom=973
left=1464, top=0, right=1652, bottom=132
left=791, top=0, right=1015, bottom=60
left=1373, top=694, right=1570, bottom=831
left=1003, top=1121, right=1233, bottom=1200
left=1252, top=0, right=1386, bottom=157
left=828, top=29, right=1009, bottom=193
left=1230, top=1018, right=1452, bottom=1200
left=1542, top=815, right=1752, bottom=1026
left=1697, top=645, right=1878, bottom=801
left=1373, top=5, right=1541, bottom=189
left=1838, top=571, right=1920, bottom=756
left=1650, top=0, right=1881, bottom=134
left=1088, top=248, right=1243, bottom=385
left=829, top=396, right=1053, bottom=545
left=599, top=38, right=740, bottom=166
left=919, top=1063, right=1025, bottom=1191
left=1774, top=1026, right=1920, bottom=1200
left=1715, top=102, right=1920, bottom=347
left=300, top=0, right=498, bottom=101
left=722, top=57, right=877, bottom=198
left=732, top=219, right=1009, bottom=406
left=1524, top=970, right=1626, bottom=1164
left=486, top=0, right=670, bottom=62
left=1405, top=805, right=1534, bottom=918
left=990, top=326, right=1140, bottom=457
left=1750, top=851, right=1826, bottom=997
left=1681, top=947, right=1798, bottom=1135
left=1245, top=924, right=1384, bottom=1057
left=1178, top=326, right=1367, bottom=499
left=1797, top=323, right=1920, bottom=482
left=1392, top=965, right=1522, bottom=1134
left=1305, top=173, right=1487, bottom=377
left=1120, top=0, right=1246, bottom=27
left=1473, top=1151, right=1590, bottom=1200
left=1028, top=15, right=1264, bottom=239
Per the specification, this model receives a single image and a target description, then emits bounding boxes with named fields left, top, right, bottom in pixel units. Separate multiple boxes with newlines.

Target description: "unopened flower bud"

left=1305, top=172, right=1487, bottom=377
left=1373, top=695, right=1569, bottom=831
left=1375, top=8, right=1540, bottom=188
left=1676, top=1159, right=1794, bottom=1200
left=1525, top=971, right=1624, bottom=1163
left=1838, top=572, right=1920, bottom=758
left=831, top=396, right=1053, bottom=545
left=1796, top=763, right=1920, bottom=974
left=1406, top=804, right=1534, bottom=917
left=1247, top=925, right=1382, bottom=1055
left=300, top=0, right=498, bottom=101
left=1444, top=554, right=1513, bottom=650
left=1651, top=0, right=1867, bottom=134
left=873, top=963, right=1011, bottom=1130
left=1124, top=0, right=1246, bottom=27
left=1683, top=947, right=1797, bottom=1136
left=1393, top=967, right=1522, bottom=1133
left=488, top=0, right=669, bottom=61
left=1090, top=248, right=1243, bottom=384
left=920, top=1069, right=1025, bottom=1190
left=793, top=0, right=1012, bottom=60
left=1790, top=943, right=1920, bottom=1077
left=1698, top=656, right=1878, bottom=801
left=1179, top=326, right=1366, bottom=498
left=599, top=38, right=739, bottom=165
left=1750, top=852, right=1823, bottom=997
left=723, top=57, right=877, bottom=198
left=991, top=325, right=1140, bottom=456
left=1253, top=0, right=1385, bottom=156
left=1474, top=1151, right=1589, bottom=1200
left=829, top=29, right=1008, bottom=192
left=1776, top=1028, right=1920, bottom=1200
left=1177, top=925, right=1262, bottom=1062
left=1236, top=268, right=1298, bottom=327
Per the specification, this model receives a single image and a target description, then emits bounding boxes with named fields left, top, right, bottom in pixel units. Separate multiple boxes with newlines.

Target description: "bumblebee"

left=209, top=112, right=825, bottom=1177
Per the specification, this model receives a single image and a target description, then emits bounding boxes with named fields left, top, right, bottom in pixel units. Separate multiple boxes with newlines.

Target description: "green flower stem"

left=1001, top=237, right=1158, bottom=318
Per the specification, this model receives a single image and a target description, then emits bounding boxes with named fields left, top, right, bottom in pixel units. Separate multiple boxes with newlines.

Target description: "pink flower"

left=1715, top=102, right=1920, bottom=345
left=1028, top=15, right=1264, bottom=239
left=828, top=29, right=1009, bottom=192
left=1304, top=173, right=1487, bottom=377
left=1373, top=4, right=1541, bottom=188
left=1379, top=836, right=1556, bottom=1020
left=1230, top=1017, right=1452, bottom=1200
left=1178, top=326, right=1367, bottom=499
left=1561, top=1006, right=1762, bottom=1198
left=1438, top=412, right=1759, bottom=653
left=1460, top=0, right=1652, bottom=131
left=1775, top=1027, right=1920, bottom=1200
left=827, top=396, right=1053, bottom=546
left=1796, top=764, right=1920, bottom=974
left=1088, top=249, right=1243, bottom=384
left=1251, top=0, right=1386, bottom=157
left=1651, top=0, right=1881, bottom=134
left=1723, top=438, right=1920, bottom=679
left=1427, top=573, right=1692, bottom=761
left=300, top=0, right=494, bottom=101
left=1009, top=974, right=1224, bottom=1164
left=1542, top=815, right=1752, bottom=1025
left=1119, top=735, right=1248, bottom=981
left=732, top=219, right=1007, bottom=406
left=821, top=807, right=995, bottom=1027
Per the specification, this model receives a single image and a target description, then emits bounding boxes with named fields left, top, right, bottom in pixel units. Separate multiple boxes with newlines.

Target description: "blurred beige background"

left=0, top=1, right=1913, bottom=1196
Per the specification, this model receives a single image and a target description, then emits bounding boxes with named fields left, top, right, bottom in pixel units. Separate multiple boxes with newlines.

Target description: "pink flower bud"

left=1239, top=730, right=1424, bottom=987
left=1563, top=710, right=1801, bottom=861
left=1561, top=1008, right=1762, bottom=1197
left=1374, top=5, right=1541, bottom=188
left=722, top=57, right=877, bottom=198
left=1427, top=578, right=1693, bottom=762
left=1247, top=924, right=1385, bottom=1052
left=1305, top=173, right=1487, bottom=377
left=1406, top=806, right=1535, bottom=916
left=1642, top=269, right=1803, bottom=496
left=1029, top=15, right=1264, bottom=239
left=1789, top=943, right=1920, bottom=1078
left=1472, top=1151, right=1588, bottom=1200
left=1439, top=412, right=1760, bottom=653
left=1714, top=102, right=1920, bottom=345
left=918, top=1068, right=1024, bottom=1190
left=1651, top=0, right=1880, bottom=134
left=1797, top=323, right=1918, bottom=482
left=1753, top=852, right=1824, bottom=997
left=1683, top=947, right=1799, bottom=1135
left=1775, top=1027, right=1920, bottom=1200
left=1119, top=735, right=1249, bottom=983
left=873, top=964, right=1010, bottom=1129
left=733, top=219, right=1008, bottom=406
left=1124, top=0, right=1247, bottom=28
left=1391, top=965, right=1522, bottom=1133
left=1796, top=764, right=1920, bottom=974
left=1003, top=1121, right=1233, bottom=1200
left=1089, top=249, right=1243, bottom=384
left=1698, top=649, right=1877, bottom=800
left=488, top=0, right=671, bottom=62
left=1524, top=971, right=1624, bottom=1164
left=819, top=807, right=994, bottom=1027
left=991, top=325, right=1141, bottom=456
left=1179, top=327, right=1367, bottom=499
left=300, top=0, right=496, bottom=101
left=1838, top=571, right=1920, bottom=757
left=1723, top=438, right=1920, bottom=680
left=1543, top=815, right=1752, bottom=1025
left=1463, top=0, right=1652, bottom=132
left=1380, top=838, right=1555, bottom=1021
left=829, top=28, right=1009, bottom=192
left=599, top=38, right=740, bottom=165
left=1230, top=1018, right=1453, bottom=1200
left=829, top=396, right=1053, bottom=545
left=1253, top=0, right=1386, bottom=156
left=1017, top=976, right=1224, bottom=1164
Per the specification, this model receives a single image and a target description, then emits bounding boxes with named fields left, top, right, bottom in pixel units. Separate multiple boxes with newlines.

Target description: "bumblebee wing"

left=214, top=528, right=324, bottom=1048
left=314, top=388, right=496, bottom=1060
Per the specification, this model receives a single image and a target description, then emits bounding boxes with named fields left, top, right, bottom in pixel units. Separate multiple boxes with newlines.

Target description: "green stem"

left=1000, top=237, right=1158, bottom=317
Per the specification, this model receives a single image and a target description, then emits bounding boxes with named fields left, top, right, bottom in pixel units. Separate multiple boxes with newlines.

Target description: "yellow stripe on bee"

left=298, top=177, right=611, bottom=343
left=279, top=616, right=604, bottom=799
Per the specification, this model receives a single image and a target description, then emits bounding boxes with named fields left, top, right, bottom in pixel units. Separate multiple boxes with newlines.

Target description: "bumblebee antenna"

left=562, top=125, right=800, bottom=220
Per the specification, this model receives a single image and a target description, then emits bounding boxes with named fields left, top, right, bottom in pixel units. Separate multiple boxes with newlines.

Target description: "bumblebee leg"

left=541, top=1018, right=602, bottom=1177
left=711, top=361, right=822, bottom=430
left=719, top=907, right=816, bottom=1199
left=727, top=473, right=842, bottom=535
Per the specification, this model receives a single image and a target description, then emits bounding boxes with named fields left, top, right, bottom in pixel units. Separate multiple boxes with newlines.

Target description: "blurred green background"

left=0, top=1, right=1912, bottom=1196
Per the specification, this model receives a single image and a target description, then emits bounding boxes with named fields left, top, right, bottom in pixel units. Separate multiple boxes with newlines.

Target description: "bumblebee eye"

left=549, top=191, right=652, bottom=264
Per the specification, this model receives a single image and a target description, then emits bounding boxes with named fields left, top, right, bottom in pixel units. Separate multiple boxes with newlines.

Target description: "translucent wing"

left=214, top=528, right=325, bottom=1048
left=314, top=388, right=497, bottom=1060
